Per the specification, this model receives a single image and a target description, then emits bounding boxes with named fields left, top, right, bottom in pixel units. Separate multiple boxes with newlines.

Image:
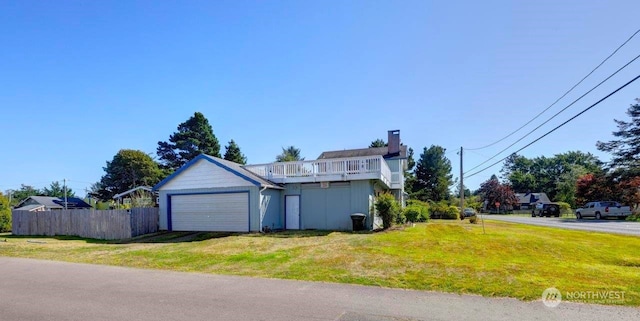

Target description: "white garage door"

left=170, top=193, right=249, bottom=232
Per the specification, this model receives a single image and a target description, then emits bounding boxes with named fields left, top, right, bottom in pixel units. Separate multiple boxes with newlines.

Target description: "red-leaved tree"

left=477, top=178, right=518, bottom=212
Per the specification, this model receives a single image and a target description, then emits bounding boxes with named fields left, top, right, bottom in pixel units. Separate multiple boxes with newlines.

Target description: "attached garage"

left=154, top=154, right=283, bottom=232
left=170, top=192, right=249, bottom=232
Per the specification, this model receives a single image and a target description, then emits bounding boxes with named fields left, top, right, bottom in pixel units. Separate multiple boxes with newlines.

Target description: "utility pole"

left=460, top=147, right=464, bottom=218
left=64, top=179, right=68, bottom=210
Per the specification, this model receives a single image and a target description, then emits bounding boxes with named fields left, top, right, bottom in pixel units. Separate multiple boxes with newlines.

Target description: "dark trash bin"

left=350, top=213, right=367, bottom=231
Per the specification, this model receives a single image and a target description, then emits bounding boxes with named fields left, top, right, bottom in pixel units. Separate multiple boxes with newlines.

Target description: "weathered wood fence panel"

left=11, top=208, right=159, bottom=240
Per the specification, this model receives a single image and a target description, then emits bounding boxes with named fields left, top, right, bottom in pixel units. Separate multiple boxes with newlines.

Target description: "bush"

left=444, top=205, right=460, bottom=220
left=469, top=215, right=478, bottom=224
left=555, top=201, right=572, bottom=215
left=627, top=212, right=640, bottom=222
left=0, top=198, right=11, bottom=232
left=375, top=193, right=400, bottom=229
left=0, top=211, right=10, bottom=232
left=396, top=210, right=406, bottom=225
left=403, top=200, right=430, bottom=223
left=428, top=201, right=459, bottom=220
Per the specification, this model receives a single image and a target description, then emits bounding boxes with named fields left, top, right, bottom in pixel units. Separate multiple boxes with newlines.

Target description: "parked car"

left=463, top=208, right=477, bottom=217
left=575, top=201, right=632, bottom=220
left=531, top=203, right=560, bottom=217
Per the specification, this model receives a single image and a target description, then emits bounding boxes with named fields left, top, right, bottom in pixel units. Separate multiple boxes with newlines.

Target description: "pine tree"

left=276, top=146, right=304, bottom=162
left=43, top=181, right=75, bottom=198
left=223, top=140, right=247, bottom=165
left=157, top=112, right=221, bottom=170
left=411, top=145, right=453, bottom=202
left=99, top=149, right=163, bottom=200
left=369, top=139, right=387, bottom=148
left=597, top=99, right=640, bottom=170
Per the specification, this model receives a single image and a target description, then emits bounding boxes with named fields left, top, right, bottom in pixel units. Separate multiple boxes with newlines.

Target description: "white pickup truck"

left=575, top=201, right=632, bottom=220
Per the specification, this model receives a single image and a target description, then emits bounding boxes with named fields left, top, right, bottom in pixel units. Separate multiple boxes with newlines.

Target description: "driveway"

left=0, top=257, right=638, bottom=321
left=484, top=215, right=640, bottom=236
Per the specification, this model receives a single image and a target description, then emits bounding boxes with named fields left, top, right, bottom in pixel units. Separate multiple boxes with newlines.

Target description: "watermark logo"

left=542, top=288, right=626, bottom=307
left=542, top=287, right=562, bottom=308
left=565, top=290, right=626, bottom=305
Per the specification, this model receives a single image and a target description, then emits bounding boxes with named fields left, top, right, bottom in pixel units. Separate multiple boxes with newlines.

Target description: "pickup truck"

left=575, top=201, right=632, bottom=220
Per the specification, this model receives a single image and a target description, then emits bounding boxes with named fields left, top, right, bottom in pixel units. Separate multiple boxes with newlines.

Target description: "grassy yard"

left=1, top=220, right=639, bottom=306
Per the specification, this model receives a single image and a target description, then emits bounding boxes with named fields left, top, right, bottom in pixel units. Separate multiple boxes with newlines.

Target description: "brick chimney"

left=388, top=130, right=400, bottom=155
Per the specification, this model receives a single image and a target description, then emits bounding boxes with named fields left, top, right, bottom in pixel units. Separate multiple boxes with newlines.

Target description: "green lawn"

left=1, top=220, right=639, bottom=306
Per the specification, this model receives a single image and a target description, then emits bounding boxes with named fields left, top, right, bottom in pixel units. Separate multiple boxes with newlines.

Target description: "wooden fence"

left=11, top=208, right=159, bottom=240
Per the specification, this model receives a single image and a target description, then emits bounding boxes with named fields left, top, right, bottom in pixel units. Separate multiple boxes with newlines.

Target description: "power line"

left=465, top=148, right=491, bottom=159
left=466, top=28, right=640, bottom=151
left=464, top=73, right=640, bottom=179
left=464, top=52, right=640, bottom=174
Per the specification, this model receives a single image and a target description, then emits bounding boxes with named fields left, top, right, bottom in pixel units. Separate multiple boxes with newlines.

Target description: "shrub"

left=428, top=201, right=459, bottom=220
left=0, top=196, right=11, bottom=232
left=443, top=205, right=460, bottom=220
left=396, top=209, right=407, bottom=225
left=375, top=193, right=400, bottom=229
left=403, top=200, right=430, bottom=223
left=0, top=211, right=10, bottom=232
left=555, top=201, right=572, bottom=215
left=627, top=212, right=640, bottom=222
left=469, top=215, right=478, bottom=224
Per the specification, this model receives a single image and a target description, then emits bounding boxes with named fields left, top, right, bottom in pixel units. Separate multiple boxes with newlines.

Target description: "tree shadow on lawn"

left=1, top=229, right=378, bottom=244
left=117, top=231, right=235, bottom=244
left=2, top=231, right=235, bottom=245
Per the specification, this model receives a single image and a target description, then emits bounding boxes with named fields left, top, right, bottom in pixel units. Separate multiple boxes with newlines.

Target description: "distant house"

left=514, top=192, right=551, bottom=209
left=14, top=196, right=93, bottom=211
left=113, top=186, right=158, bottom=207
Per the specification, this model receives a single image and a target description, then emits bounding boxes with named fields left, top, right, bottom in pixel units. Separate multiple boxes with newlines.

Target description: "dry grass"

left=1, top=220, right=639, bottom=305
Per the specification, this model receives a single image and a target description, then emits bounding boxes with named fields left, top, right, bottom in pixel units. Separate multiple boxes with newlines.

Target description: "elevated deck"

left=244, top=155, right=394, bottom=188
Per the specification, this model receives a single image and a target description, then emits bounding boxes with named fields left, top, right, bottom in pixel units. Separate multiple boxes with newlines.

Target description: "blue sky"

left=1, top=0, right=639, bottom=195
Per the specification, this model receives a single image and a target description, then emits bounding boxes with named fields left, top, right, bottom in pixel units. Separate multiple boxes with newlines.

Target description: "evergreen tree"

left=157, top=112, right=221, bottom=170
left=98, top=149, right=163, bottom=200
left=223, top=139, right=247, bottom=165
left=411, top=145, right=453, bottom=202
left=43, top=181, right=75, bottom=198
left=9, top=184, right=42, bottom=207
left=597, top=99, right=640, bottom=170
left=369, top=139, right=387, bottom=148
left=276, top=146, right=304, bottom=162
left=404, top=147, right=417, bottom=194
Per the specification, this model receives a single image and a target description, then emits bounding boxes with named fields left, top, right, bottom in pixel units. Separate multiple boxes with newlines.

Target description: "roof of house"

left=14, top=204, right=45, bottom=212
left=113, top=186, right=154, bottom=199
left=317, top=145, right=408, bottom=160
left=153, top=154, right=283, bottom=190
left=16, top=196, right=92, bottom=209
left=515, top=192, right=550, bottom=204
left=25, top=196, right=64, bottom=209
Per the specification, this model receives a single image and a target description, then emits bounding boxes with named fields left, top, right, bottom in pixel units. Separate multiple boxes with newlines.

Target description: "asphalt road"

left=483, top=215, right=640, bottom=236
left=1, top=257, right=638, bottom=321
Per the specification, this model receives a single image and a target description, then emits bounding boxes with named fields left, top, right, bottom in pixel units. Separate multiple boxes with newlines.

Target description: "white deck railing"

left=244, top=155, right=393, bottom=187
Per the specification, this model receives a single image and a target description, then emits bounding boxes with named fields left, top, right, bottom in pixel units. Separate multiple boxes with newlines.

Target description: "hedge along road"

left=1, top=257, right=639, bottom=321
left=483, top=215, right=640, bottom=236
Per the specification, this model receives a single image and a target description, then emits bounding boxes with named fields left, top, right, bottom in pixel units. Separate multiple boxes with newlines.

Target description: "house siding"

left=349, top=180, right=375, bottom=229
left=278, top=180, right=376, bottom=231
left=158, top=186, right=261, bottom=232
left=300, top=182, right=351, bottom=230
left=260, top=188, right=282, bottom=231
left=160, top=159, right=254, bottom=190
left=385, top=158, right=401, bottom=172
